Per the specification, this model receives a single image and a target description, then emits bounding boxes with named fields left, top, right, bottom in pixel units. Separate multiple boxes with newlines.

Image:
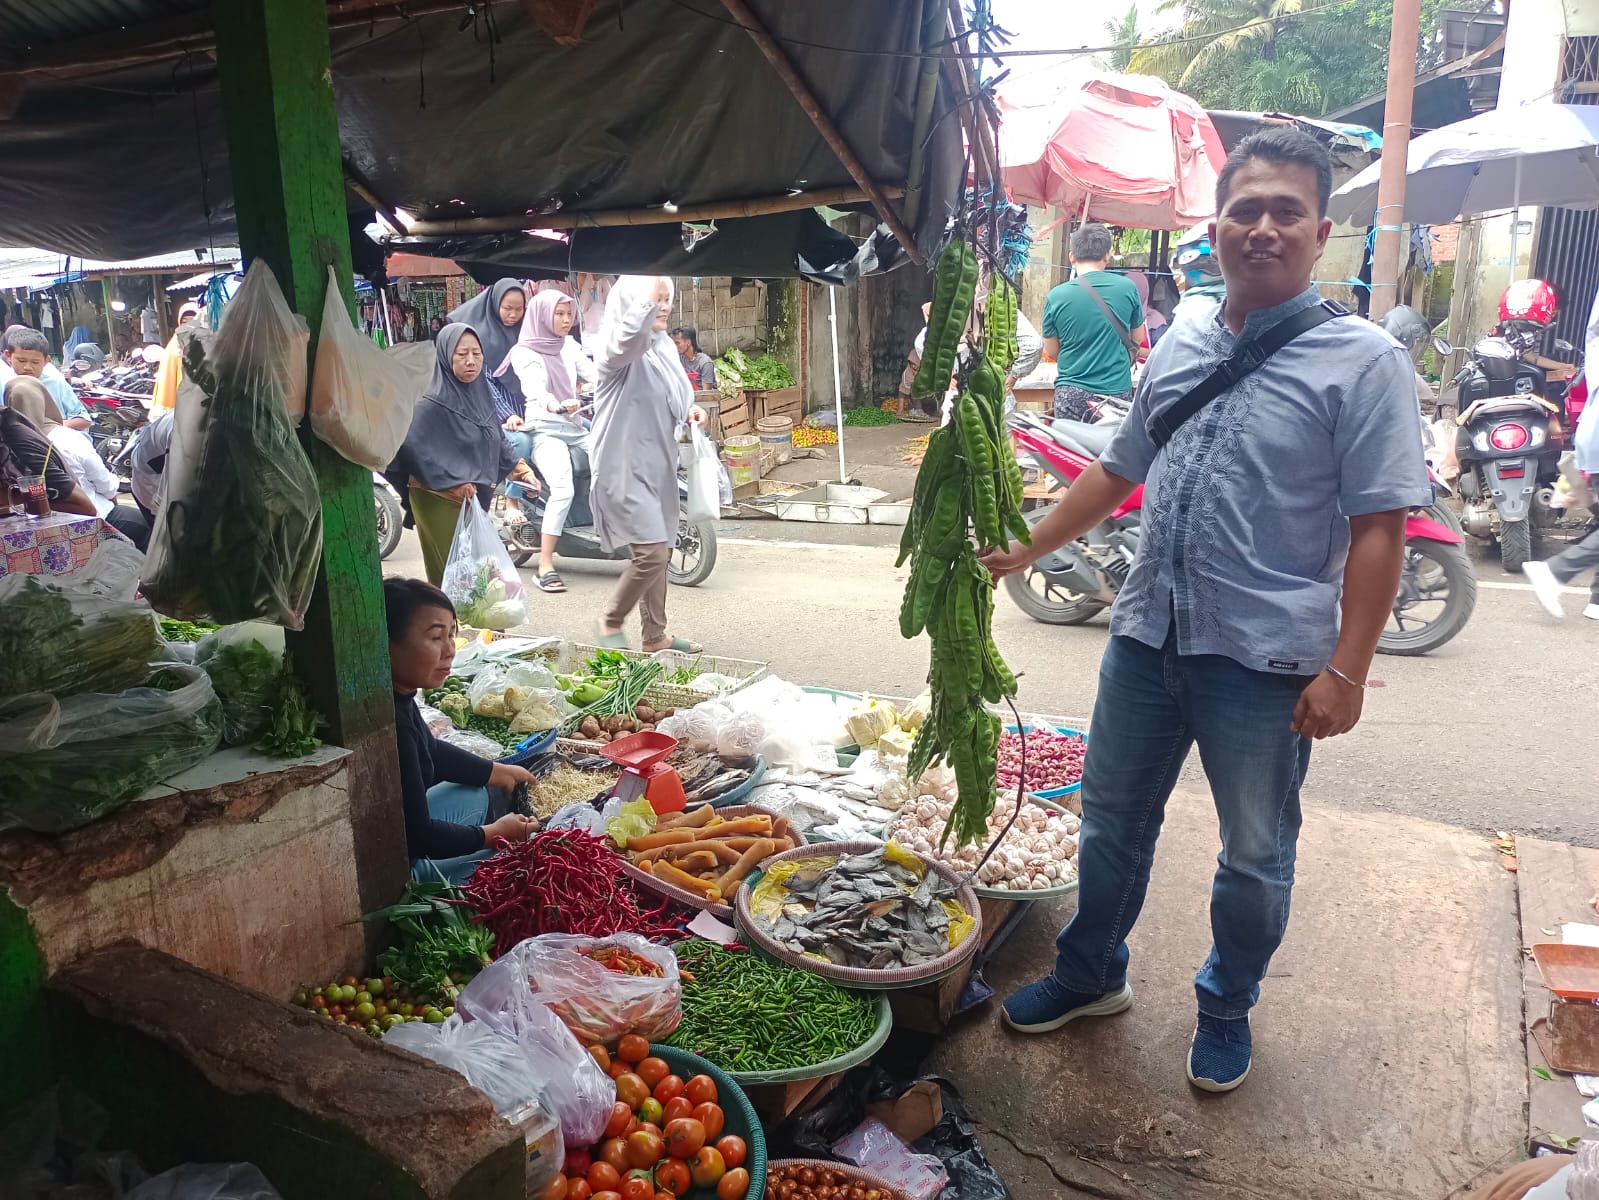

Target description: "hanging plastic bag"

left=0, top=570, right=161, bottom=701
left=685, top=428, right=720, bottom=523
left=310, top=267, right=418, bottom=471
left=456, top=955, right=617, bottom=1147
left=193, top=623, right=287, bottom=745
left=442, top=499, right=527, bottom=630
left=482, top=933, right=682, bottom=1046
left=0, top=664, right=224, bottom=834
left=142, top=261, right=322, bottom=629
left=127, top=1163, right=283, bottom=1200
left=385, top=1017, right=563, bottom=1190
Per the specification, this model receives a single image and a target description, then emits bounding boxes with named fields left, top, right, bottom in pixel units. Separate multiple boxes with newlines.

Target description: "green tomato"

left=366, top=978, right=385, bottom=996
left=355, top=990, right=373, bottom=1006
left=381, top=1014, right=404, bottom=1031
left=442, top=1007, right=455, bottom=1018
left=339, top=984, right=358, bottom=1003
left=294, top=991, right=309, bottom=1006
left=356, top=1001, right=377, bottom=1019
left=398, top=1003, right=414, bottom=1017
left=425, top=1008, right=447, bottom=1024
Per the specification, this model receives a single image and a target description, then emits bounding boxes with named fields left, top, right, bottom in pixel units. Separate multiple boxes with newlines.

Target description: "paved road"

left=386, top=519, right=1599, bottom=845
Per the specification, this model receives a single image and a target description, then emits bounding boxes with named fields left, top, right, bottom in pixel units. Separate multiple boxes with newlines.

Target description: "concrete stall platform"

left=926, top=789, right=1528, bottom=1199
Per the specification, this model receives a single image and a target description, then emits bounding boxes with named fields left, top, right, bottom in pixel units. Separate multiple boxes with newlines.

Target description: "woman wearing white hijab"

left=590, top=276, right=705, bottom=651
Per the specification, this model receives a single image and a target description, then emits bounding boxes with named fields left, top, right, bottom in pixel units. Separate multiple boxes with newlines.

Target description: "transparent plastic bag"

left=456, top=955, right=617, bottom=1147
left=385, top=1016, right=563, bottom=1190
left=0, top=569, right=161, bottom=700
left=484, top=933, right=681, bottom=1046
left=466, top=662, right=571, bottom=734
left=435, top=726, right=508, bottom=759
left=686, top=428, right=719, bottom=522
left=832, top=1118, right=949, bottom=1200
left=127, top=1163, right=282, bottom=1200
left=442, top=500, right=527, bottom=630
left=194, top=622, right=286, bottom=745
left=716, top=710, right=766, bottom=760
left=142, top=261, right=322, bottom=629
left=0, top=664, right=224, bottom=833
left=310, top=267, right=418, bottom=471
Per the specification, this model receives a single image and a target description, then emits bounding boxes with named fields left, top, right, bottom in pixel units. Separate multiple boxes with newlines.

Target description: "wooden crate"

left=694, top=390, right=725, bottom=445
left=720, top=392, right=753, bottom=437
left=747, top=386, right=803, bottom=424
left=888, top=895, right=1023, bottom=1034
left=743, top=1071, right=849, bottom=1124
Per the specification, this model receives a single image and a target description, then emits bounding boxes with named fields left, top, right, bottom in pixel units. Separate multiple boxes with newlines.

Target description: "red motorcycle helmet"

left=1498, top=278, right=1559, bottom=326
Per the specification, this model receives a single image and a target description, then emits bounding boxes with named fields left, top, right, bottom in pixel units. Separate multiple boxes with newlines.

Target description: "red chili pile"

left=464, top=829, right=691, bottom=956
left=996, top=727, right=1086, bottom=792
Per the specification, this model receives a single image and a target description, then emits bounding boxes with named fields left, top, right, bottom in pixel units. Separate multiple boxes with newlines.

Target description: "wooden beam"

left=397, top=185, right=903, bottom=237
left=716, top=0, right=924, bottom=266
left=902, top=2, right=947, bottom=230
left=342, top=160, right=407, bottom=235
left=944, top=0, right=999, bottom=196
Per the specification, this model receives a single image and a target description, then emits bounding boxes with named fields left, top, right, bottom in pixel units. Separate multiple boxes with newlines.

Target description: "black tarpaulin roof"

left=0, top=0, right=962, bottom=278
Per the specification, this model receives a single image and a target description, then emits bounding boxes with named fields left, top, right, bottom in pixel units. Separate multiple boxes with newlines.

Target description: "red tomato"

left=714, top=1136, right=746, bottom=1170
left=654, top=1160, right=692, bottom=1197
left=607, top=1060, right=630, bottom=1080
left=636, top=1057, right=671, bottom=1088
left=605, top=1102, right=634, bottom=1139
left=683, top=1074, right=718, bottom=1107
left=588, top=1044, right=612, bottom=1073
left=617, top=1034, right=651, bottom=1064
left=566, top=1149, right=594, bottom=1177
left=663, top=1118, right=706, bottom=1160
left=615, top=1073, right=652, bottom=1110
left=620, top=1177, right=654, bottom=1200
left=691, top=1102, right=725, bottom=1141
left=716, top=1168, right=750, bottom=1200
left=591, top=1193, right=622, bottom=1200
left=655, top=1193, right=675, bottom=1200
left=565, top=1182, right=592, bottom=1200
left=599, top=1138, right=631, bottom=1174
left=625, top=1130, right=664, bottom=1170
left=587, top=1161, right=622, bottom=1193
left=662, top=1096, right=694, bottom=1124
left=638, top=1098, right=665, bottom=1127
left=536, top=1176, right=569, bottom=1200
left=652, top=1075, right=686, bottom=1104
left=688, top=1146, right=726, bottom=1188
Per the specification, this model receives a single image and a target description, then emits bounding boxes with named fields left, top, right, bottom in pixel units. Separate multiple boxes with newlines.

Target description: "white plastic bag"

left=385, top=1017, right=563, bottom=1190
left=466, top=662, right=572, bottom=732
left=310, top=267, right=418, bottom=471
left=716, top=710, right=766, bottom=760
left=127, top=1164, right=282, bottom=1200
left=1577, top=388, right=1599, bottom=475
left=832, top=1118, right=949, bottom=1200
left=686, top=428, right=719, bottom=523
left=442, top=499, right=527, bottom=630
left=0, top=663, right=223, bottom=833
left=456, top=954, right=617, bottom=1147
left=480, top=933, right=682, bottom=1045
left=142, top=261, right=321, bottom=629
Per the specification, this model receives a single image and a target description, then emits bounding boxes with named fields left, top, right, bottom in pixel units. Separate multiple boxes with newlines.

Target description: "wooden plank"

left=1515, top=836, right=1599, bottom=1147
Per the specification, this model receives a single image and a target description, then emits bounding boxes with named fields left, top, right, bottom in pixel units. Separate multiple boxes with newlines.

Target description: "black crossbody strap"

left=1147, top=299, right=1349, bottom=449
left=1070, top=277, right=1138, bottom=361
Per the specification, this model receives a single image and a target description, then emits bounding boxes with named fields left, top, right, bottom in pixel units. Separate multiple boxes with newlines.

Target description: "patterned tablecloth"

left=0, top=511, right=123, bottom=578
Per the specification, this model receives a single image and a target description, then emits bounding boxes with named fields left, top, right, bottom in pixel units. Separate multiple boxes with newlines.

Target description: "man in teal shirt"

left=1042, top=223, right=1147, bottom=422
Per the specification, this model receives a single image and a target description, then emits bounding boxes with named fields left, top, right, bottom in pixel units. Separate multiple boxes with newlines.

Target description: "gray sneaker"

left=1523, top=561, right=1565, bottom=619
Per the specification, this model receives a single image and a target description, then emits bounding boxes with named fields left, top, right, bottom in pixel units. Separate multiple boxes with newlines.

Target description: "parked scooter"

left=492, top=445, right=717, bottom=587
left=373, top=473, right=403, bottom=560
left=1004, top=411, right=1476, bottom=655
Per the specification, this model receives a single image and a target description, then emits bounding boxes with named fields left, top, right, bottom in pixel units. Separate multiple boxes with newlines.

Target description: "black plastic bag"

left=779, top=1066, right=1010, bottom=1200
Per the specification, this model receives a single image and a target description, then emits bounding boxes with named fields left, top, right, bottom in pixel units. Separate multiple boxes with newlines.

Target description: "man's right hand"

left=979, top=541, right=1034, bottom=582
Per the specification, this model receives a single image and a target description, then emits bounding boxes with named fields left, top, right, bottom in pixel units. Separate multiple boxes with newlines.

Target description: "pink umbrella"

left=1000, top=74, right=1228, bottom=230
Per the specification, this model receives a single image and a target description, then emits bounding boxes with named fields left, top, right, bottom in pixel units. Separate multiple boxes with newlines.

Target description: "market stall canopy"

left=1328, top=102, right=1599, bottom=225
left=0, top=0, right=963, bottom=279
left=999, top=74, right=1227, bottom=230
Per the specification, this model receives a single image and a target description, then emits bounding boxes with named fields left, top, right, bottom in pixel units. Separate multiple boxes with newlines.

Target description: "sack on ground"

left=442, top=499, right=527, bottom=630
left=310, top=267, right=418, bottom=471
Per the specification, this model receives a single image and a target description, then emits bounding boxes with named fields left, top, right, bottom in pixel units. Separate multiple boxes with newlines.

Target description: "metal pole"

left=1508, top=157, right=1523, bottom=283
left=99, top=278, right=114, bottom=349
left=1368, top=0, right=1423, bottom=321
left=829, top=286, right=846, bottom=483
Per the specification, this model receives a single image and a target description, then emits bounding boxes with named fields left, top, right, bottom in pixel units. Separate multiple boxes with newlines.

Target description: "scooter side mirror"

left=1433, top=337, right=1454, bottom=357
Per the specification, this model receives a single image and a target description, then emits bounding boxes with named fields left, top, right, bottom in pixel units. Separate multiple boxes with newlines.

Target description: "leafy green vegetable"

left=584, top=648, right=633, bottom=679
left=257, top=667, right=321, bottom=757
left=715, top=346, right=795, bottom=395
left=0, top=576, right=160, bottom=700
left=159, top=618, right=219, bottom=643
left=199, top=638, right=281, bottom=745
left=361, top=877, right=494, bottom=1003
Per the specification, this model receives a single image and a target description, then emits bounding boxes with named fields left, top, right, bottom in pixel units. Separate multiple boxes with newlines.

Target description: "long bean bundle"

left=666, top=939, right=878, bottom=1073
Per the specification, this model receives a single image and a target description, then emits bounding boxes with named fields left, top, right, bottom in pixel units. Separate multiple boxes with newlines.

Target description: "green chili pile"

left=666, top=938, right=878, bottom=1074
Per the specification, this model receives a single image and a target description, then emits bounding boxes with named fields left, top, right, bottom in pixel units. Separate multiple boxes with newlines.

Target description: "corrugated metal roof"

left=0, top=0, right=205, bottom=53
left=0, top=246, right=237, bottom=290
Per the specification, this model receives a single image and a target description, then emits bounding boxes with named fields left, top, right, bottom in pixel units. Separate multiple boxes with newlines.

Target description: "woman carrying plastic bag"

left=442, top=499, right=528, bottom=630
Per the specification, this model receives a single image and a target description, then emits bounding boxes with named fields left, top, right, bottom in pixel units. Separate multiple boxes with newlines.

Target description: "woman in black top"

left=0, top=405, right=96, bottom=516
left=385, top=578, right=538, bottom=882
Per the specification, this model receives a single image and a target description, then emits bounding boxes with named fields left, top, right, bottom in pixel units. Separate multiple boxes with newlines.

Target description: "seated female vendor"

left=386, top=577, right=539, bottom=883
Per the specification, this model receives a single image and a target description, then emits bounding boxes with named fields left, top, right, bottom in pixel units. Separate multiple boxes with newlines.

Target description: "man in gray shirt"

left=983, top=128, right=1431, bottom=1092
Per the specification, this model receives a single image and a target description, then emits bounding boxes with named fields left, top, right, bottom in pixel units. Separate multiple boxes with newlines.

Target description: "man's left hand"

left=488, top=761, right=537, bottom=789
left=1291, top=671, right=1364, bottom=739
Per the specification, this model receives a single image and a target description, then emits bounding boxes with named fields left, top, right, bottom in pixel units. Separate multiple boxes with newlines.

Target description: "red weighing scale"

left=601, top=731, right=686, bottom=815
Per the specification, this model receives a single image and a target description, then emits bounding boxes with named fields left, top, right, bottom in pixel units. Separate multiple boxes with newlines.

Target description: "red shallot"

left=996, top=728, right=1085, bottom=792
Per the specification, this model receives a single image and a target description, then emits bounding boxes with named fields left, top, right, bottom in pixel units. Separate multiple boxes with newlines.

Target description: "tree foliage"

left=1127, top=0, right=1448, bottom=117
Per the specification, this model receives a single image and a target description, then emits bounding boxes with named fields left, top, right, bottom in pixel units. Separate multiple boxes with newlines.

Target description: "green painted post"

left=211, top=0, right=390, bottom=745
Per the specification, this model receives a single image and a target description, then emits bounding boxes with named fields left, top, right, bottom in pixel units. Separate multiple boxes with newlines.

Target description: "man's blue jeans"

left=1054, top=632, right=1315, bottom=1020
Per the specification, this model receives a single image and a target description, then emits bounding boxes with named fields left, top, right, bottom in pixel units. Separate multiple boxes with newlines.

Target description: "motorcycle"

left=373, top=473, right=403, bottom=560
left=491, top=442, right=717, bottom=587
left=1438, top=325, right=1582, bottom=571
left=1004, top=410, right=1476, bottom=656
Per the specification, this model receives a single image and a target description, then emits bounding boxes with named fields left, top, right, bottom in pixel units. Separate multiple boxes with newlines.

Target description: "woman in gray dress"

left=590, top=276, right=705, bottom=652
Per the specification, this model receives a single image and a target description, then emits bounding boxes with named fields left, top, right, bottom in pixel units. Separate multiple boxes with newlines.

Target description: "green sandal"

left=645, top=636, right=703, bottom=654
left=595, top=626, right=629, bottom=649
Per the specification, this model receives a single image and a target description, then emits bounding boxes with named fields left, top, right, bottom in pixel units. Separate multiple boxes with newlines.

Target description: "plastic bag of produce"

left=436, top=726, right=509, bottom=759
left=466, top=661, right=566, bottom=720
left=194, top=622, right=286, bottom=745
left=385, top=1016, right=563, bottom=1190
left=0, top=664, right=224, bottom=834
left=127, top=1163, right=282, bottom=1200
left=716, top=710, right=766, bottom=760
left=0, top=570, right=160, bottom=701
left=455, top=954, right=616, bottom=1147
left=309, top=268, right=418, bottom=471
left=483, top=932, right=681, bottom=1045
left=685, top=428, right=719, bottom=523
left=142, top=261, right=321, bottom=628
left=442, top=499, right=527, bottom=630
